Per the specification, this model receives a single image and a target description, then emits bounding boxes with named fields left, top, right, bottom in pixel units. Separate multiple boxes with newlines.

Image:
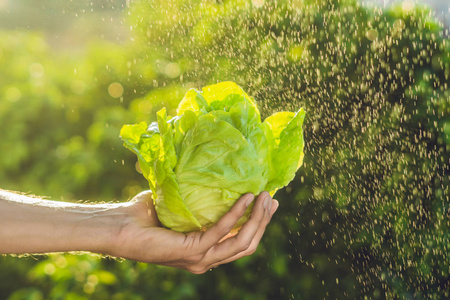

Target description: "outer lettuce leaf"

left=176, top=89, right=209, bottom=116
left=176, top=113, right=265, bottom=193
left=172, top=110, right=198, bottom=157
left=120, top=121, right=148, bottom=145
left=156, top=108, right=177, bottom=170
left=264, top=112, right=295, bottom=144
left=229, top=100, right=261, bottom=135
left=169, top=183, right=242, bottom=232
left=154, top=172, right=202, bottom=231
left=120, top=122, right=159, bottom=193
left=230, top=101, right=268, bottom=171
left=201, top=82, right=250, bottom=104
left=201, top=82, right=259, bottom=117
left=153, top=108, right=202, bottom=229
left=265, top=108, right=306, bottom=193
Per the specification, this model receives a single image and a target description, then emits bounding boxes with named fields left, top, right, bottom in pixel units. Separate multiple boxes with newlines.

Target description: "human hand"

left=108, top=191, right=279, bottom=274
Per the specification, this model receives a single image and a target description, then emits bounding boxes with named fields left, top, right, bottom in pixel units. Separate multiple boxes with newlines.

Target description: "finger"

left=203, top=192, right=271, bottom=262
left=245, top=199, right=278, bottom=249
left=199, top=193, right=255, bottom=249
left=185, top=195, right=276, bottom=273
left=209, top=199, right=279, bottom=267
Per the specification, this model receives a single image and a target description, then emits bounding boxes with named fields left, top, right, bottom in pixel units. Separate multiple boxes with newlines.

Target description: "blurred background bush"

left=0, top=0, right=449, bottom=299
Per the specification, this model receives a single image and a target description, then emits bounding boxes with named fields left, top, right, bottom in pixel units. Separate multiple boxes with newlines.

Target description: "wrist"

left=79, top=203, right=132, bottom=255
left=101, top=191, right=159, bottom=260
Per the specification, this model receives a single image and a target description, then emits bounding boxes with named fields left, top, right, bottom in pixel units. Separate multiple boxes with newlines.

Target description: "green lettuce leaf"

left=265, top=109, right=306, bottom=193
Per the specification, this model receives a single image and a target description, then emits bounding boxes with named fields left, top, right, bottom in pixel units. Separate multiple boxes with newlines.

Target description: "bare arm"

left=0, top=190, right=278, bottom=274
left=0, top=190, right=126, bottom=254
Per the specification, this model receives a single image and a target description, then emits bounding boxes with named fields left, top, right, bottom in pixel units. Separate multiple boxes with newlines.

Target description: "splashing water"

left=128, top=0, right=449, bottom=298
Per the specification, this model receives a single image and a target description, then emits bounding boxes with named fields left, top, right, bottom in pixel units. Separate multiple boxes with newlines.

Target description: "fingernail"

left=263, top=195, right=271, bottom=209
left=270, top=200, right=279, bottom=215
left=245, top=194, right=255, bottom=207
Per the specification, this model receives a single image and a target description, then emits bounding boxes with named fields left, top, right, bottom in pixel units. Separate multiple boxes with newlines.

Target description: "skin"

left=0, top=189, right=278, bottom=274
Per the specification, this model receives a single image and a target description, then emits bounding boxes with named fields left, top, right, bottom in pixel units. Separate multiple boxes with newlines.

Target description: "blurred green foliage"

left=0, top=0, right=449, bottom=299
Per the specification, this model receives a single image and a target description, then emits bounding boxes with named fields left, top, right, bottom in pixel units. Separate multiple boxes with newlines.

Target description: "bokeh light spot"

left=252, top=0, right=265, bottom=8
left=288, top=45, right=307, bottom=61
left=402, top=0, right=415, bottom=12
left=43, top=263, right=55, bottom=275
left=138, top=99, right=153, bottom=113
left=366, top=29, right=379, bottom=41
left=29, top=63, right=45, bottom=78
left=5, top=87, right=21, bottom=102
left=393, top=19, right=406, bottom=31
left=108, top=82, right=124, bottom=98
left=71, top=80, right=86, bottom=95
left=164, top=62, right=181, bottom=78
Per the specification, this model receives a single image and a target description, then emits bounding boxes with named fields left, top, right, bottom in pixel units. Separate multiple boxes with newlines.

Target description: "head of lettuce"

left=120, top=82, right=305, bottom=232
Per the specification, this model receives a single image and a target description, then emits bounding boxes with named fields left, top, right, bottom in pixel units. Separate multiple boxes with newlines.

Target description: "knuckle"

left=188, top=254, right=203, bottom=264
left=229, top=205, right=245, bottom=219
left=215, top=223, right=233, bottom=236
left=237, top=239, right=252, bottom=252
left=188, top=265, right=207, bottom=274
left=247, top=245, right=257, bottom=255
left=259, top=191, right=270, bottom=198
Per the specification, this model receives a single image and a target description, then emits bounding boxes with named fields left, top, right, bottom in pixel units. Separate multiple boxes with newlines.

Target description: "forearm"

left=0, top=189, right=277, bottom=272
left=0, top=190, right=128, bottom=255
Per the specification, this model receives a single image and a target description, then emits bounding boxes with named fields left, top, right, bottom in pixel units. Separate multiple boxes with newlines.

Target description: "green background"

left=0, top=0, right=449, bottom=299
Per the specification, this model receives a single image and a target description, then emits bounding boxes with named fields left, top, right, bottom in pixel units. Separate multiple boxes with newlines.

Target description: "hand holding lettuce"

left=120, top=82, right=305, bottom=232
